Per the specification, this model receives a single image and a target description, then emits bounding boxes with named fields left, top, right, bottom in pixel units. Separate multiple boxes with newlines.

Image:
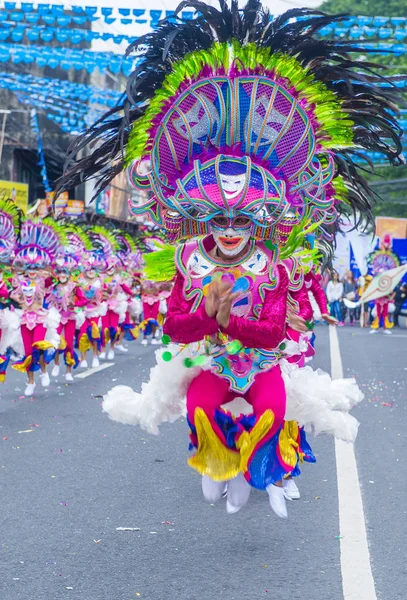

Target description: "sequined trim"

left=188, top=408, right=241, bottom=481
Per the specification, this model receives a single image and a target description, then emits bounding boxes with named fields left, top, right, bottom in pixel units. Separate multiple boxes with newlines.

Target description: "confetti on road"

left=17, top=429, right=34, bottom=434
left=116, top=527, right=140, bottom=531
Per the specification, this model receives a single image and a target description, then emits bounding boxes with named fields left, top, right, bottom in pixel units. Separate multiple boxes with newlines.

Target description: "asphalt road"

left=0, top=324, right=406, bottom=600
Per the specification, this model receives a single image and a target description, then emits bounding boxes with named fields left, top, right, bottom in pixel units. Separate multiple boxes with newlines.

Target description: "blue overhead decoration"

left=0, top=4, right=405, bottom=148
left=30, top=108, right=52, bottom=192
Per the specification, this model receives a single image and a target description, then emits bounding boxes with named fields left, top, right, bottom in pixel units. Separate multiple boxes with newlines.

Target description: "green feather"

left=143, top=244, right=176, bottom=281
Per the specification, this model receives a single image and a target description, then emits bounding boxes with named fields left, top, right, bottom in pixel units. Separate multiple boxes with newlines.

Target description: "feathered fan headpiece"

left=57, top=0, right=404, bottom=243
left=13, top=218, right=67, bottom=270
left=0, top=199, right=23, bottom=264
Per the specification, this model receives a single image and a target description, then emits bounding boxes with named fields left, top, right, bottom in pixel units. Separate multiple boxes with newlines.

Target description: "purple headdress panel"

left=127, top=64, right=338, bottom=239
left=13, top=220, right=62, bottom=270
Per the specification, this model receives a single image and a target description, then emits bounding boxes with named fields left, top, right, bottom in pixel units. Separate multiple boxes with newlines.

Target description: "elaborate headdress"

left=58, top=1, right=403, bottom=246
left=0, top=199, right=23, bottom=264
left=13, top=218, right=67, bottom=271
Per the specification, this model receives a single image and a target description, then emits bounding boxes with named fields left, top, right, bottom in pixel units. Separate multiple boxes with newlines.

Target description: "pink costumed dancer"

left=46, top=252, right=87, bottom=382
left=0, top=199, right=23, bottom=381
left=77, top=251, right=106, bottom=369
left=11, top=219, right=65, bottom=396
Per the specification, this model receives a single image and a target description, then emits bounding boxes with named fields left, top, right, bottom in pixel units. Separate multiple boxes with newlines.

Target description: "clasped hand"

left=205, top=279, right=239, bottom=329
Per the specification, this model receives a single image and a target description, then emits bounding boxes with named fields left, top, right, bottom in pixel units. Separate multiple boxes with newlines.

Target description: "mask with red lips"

left=210, top=216, right=253, bottom=258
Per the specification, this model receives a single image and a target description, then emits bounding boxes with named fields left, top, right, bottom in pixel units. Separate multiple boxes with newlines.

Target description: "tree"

left=320, top=0, right=406, bottom=17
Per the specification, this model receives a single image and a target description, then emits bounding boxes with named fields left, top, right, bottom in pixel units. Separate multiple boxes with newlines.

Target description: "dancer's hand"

left=288, top=312, right=308, bottom=333
left=322, top=313, right=338, bottom=326
left=216, top=289, right=238, bottom=329
left=205, top=279, right=233, bottom=318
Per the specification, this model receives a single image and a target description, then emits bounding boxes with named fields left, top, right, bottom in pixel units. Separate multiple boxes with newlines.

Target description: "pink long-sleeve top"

left=290, top=281, right=313, bottom=321
left=164, top=264, right=288, bottom=349
left=0, top=282, right=9, bottom=299
left=306, top=271, right=328, bottom=315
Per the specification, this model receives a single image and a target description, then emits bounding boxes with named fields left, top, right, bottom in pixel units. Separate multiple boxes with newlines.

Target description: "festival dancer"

left=0, top=199, right=23, bottom=380
left=369, top=235, right=400, bottom=334
left=77, top=251, right=106, bottom=369
left=11, top=219, right=65, bottom=396
left=57, top=1, right=404, bottom=518
left=46, top=252, right=87, bottom=382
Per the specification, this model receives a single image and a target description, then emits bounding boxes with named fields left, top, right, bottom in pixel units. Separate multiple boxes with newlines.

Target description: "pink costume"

left=305, top=271, right=328, bottom=316
left=286, top=275, right=315, bottom=367
left=11, top=273, right=55, bottom=373
left=77, top=275, right=105, bottom=353
left=46, top=280, right=87, bottom=368
left=163, top=236, right=299, bottom=488
left=101, top=277, right=133, bottom=346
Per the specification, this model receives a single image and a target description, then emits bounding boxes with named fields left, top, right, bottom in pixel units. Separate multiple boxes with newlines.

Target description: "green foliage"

left=320, top=0, right=406, bottom=17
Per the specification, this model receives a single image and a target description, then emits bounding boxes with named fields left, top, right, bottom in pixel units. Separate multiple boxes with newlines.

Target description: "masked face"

left=57, top=272, right=69, bottom=284
left=210, top=216, right=253, bottom=258
left=87, top=268, right=97, bottom=279
left=219, top=173, right=246, bottom=200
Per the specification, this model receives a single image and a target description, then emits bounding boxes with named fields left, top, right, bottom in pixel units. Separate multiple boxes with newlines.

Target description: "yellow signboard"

left=0, top=180, right=29, bottom=213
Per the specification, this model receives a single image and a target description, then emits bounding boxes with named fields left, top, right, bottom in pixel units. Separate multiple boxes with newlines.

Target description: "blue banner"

left=30, top=109, right=52, bottom=193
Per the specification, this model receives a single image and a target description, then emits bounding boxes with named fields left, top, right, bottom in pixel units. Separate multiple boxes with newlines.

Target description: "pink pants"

left=102, top=310, right=120, bottom=346
left=376, top=301, right=389, bottom=321
left=21, top=324, right=47, bottom=356
left=57, top=320, right=76, bottom=354
left=187, top=366, right=286, bottom=445
left=143, top=302, right=160, bottom=320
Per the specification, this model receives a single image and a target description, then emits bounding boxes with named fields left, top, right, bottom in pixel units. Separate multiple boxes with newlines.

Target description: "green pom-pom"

left=305, top=321, right=314, bottom=331
left=226, top=340, right=243, bottom=355
left=162, top=334, right=171, bottom=346
left=279, top=342, right=286, bottom=351
left=184, top=358, right=193, bottom=368
left=162, top=351, right=173, bottom=362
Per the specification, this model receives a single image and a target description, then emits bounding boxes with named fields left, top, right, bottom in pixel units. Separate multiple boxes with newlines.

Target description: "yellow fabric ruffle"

left=278, top=421, right=300, bottom=469
left=58, top=336, right=67, bottom=351
left=104, top=328, right=110, bottom=345
left=0, top=373, right=5, bottom=382
left=12, top=356, right=33, bottom=373
left=188, top=408, right=241, bottom=481
left=157, top=313, right=165, bottom=326
left=33, top=341, right=55, bottom=351
left=65, top=351, right=75, bottom=367
left=91, top=323, right=100, bottom=339
left=236, top=409, right=275, bottom=474
left=371, top=317, right=379, bottom=330
left=384, top=316, right=394, bottom=330
left=78, top=333, right=91, bottom=354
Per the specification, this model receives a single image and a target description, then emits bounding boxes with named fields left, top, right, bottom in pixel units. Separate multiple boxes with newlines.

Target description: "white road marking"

left=75, top=363, right=115, bottom=379
left=329, top=325, right=377, bottom=600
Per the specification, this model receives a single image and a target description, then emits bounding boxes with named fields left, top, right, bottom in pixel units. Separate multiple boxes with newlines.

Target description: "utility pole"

left=0, top=110, right=11, bottom=166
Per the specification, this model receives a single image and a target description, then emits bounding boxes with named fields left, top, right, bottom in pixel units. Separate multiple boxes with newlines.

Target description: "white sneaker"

left=107, top=349, right=114, bottom=360
left=99, top=351, right=106, bottom=360
left=141, top=338, right=148, bottom=346
left=92, top=357, right=100, bottom=368
left=266, top=484, right=288, bottom=519
left=40, top=372, right=50, bottom=387
left=115, top=344, right=128, bottom=353
left=226, top=473, right=251, bottom=514
left=80, top=359, right=88, bottom=369
left=51, top=365, right=60, bottom=377
left=202, top=475, right=226, bottom=504
left=151, top=338, right=158, bottom=345
left=283, top=478, right=300, bottom=500
left=24, top=382, right=36, bottom=396
left=369, top=329, right=377, bottom=334
left=384, top=329, right=392, bottom=335
left=65, top=373, right=74, bottom=383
